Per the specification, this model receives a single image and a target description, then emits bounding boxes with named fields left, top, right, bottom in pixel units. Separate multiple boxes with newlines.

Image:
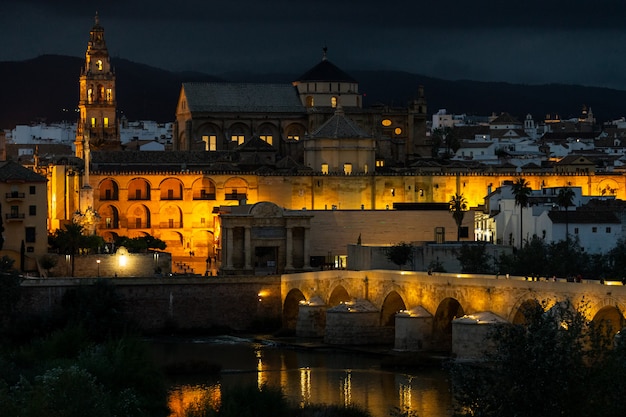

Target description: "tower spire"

left=75, top=14, right=119, bottom=159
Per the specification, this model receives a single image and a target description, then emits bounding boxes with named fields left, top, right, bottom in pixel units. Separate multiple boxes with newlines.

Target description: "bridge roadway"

left=281, top=270, right=626, bottom=344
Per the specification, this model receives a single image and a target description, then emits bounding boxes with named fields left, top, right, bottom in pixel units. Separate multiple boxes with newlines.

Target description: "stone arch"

left=98, top=178, right=119, bottom=200
left=511, top=298, right=543, bottom=324
left=227, top=122, right=250, bottom=146
left=126, top=203, right=151, bottom=229
left=592, top=305, right=625, bottom=339
left=127, top=178, right=151, bottom=201
left=160, top=231, right=184, bottom=252
left=128, top=230, right=149, bottom=239
left=328, top=284, right=350, bottom=307
left=192, top=177, right=216, bottom=200
left=257, top=122, right=278, bottom=146
left=285, top=123, right=306, bottom=141
left=433, top=297, right=464, bottom=351
left=160, top=177, right=184, bottom=200
left=98, top=204, right=120, bottom=230
left=196, top=122, right=223, bottom=150
left=224, top=177, right=249, bottom=201
left=159, top=204, right=183, bottom=229
left=284, top=288, right=306, bottom=330
left=380, top=291, right=406, bottom=326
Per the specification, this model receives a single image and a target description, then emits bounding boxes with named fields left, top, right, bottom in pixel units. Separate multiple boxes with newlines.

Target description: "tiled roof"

left=296, top=58, right=357, bottom=83
left=490, top=112, right=521, bottom=125
left=309, top=108, right=369, bottom=138
left=0, top=160, right=46, bottom=182
left=236, top=136, right=276, bottom=152
left=182, top=82, right=305, bottom=113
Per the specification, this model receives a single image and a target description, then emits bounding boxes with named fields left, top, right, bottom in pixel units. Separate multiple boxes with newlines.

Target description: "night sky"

left=3, top=0, right=626, bottom=90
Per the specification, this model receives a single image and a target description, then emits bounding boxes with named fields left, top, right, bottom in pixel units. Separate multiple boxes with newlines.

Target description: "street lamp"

left=96, top=259, right=101, bottom=277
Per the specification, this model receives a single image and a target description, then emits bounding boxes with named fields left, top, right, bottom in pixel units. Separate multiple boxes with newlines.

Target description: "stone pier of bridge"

left=282, top=270, right=626, bottom=354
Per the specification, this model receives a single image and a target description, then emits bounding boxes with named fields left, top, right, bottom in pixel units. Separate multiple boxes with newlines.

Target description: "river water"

left=148, top=336, right=454, bottom=417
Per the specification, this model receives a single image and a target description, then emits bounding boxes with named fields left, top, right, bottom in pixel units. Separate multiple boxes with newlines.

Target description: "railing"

left=5, top=192, right=25, bottom=199
left=5, top=213, right=25, bottom=220
left=225, top=193, right=247, bottom=201
left=127, top=222, right=150, bottom=229
left=159, top=221, right=183, bottom=229
left=193, top=193, right=216, bottom=200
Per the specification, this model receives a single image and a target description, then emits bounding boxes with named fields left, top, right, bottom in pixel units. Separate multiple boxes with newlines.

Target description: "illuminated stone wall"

left=45, top=169, right=625, bottom=262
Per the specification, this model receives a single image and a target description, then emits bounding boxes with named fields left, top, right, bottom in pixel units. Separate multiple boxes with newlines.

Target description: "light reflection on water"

left=150, top=337, right=453, bottom=417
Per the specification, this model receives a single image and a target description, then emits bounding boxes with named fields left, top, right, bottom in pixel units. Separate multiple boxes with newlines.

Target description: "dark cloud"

left=1, top=0, right=626, bottom=90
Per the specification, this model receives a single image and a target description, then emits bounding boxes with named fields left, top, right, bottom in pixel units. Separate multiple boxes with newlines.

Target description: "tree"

left=51, top=222, right=85, bottom=277
left=511, top=178, right=531, bottom=248
left=448, top=300, right=626, bottom=417
left=556, top=187, right=575, bottom=242
left=457, top=242, right=492, bottom=274
left=385, top=242, right=414, bottom=270
left=449, top=193, right=468, bottom=241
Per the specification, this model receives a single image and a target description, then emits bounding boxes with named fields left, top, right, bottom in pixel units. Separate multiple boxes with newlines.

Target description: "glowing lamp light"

left=119, top=255, right=127, bottom=267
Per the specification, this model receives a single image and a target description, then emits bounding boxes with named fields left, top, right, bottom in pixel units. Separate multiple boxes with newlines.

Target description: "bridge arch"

left=283, top=288, right=305, bottom=330
left=328, top=285, right=350, bottom=307
left=591, top=305, right=625, bottom=339
left=511, top=298, right=543, bottom=324
left=380, top=291, right=406, bottom=326
left=433, top=297, right=464, bottom=350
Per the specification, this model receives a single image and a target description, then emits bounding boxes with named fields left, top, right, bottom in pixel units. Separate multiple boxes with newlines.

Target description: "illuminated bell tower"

left=75, top=13, right=119, bottom=159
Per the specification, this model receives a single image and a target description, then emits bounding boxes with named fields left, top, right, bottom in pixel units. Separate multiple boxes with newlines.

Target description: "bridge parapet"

left=282, top=270, right=626, bottom=331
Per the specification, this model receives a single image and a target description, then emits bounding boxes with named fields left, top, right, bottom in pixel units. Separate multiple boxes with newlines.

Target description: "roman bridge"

left=281, top=270, right=626, bottom=352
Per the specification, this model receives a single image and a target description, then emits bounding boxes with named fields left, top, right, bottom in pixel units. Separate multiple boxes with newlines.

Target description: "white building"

left=480, top=184, right=621, bottom=253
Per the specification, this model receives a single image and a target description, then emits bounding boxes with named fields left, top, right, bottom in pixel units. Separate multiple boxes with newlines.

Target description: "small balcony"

left=5, top=192, right=25, bottom=201
left=159, top=221, right=183, bottom=229
left=5, top=213, right=25, bottom=222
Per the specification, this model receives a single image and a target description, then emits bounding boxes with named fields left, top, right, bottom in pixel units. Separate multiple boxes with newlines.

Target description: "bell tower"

left=75, top=13, right=119, bottom=159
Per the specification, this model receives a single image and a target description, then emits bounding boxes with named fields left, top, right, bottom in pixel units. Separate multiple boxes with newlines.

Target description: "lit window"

left=287, top=134, right=299, bottom=141
left=321, top=163, right=329, bottom=174
left=382, top=119, right=392, bottom=127
left=87, top=88, right=93, bottom=103
left=231, top=135, right=244, bottom=144
left=91, top=118, right=96, bottom=127
left=103, top=117, right=109, bottom=128
left=202, top=135, right=217, bottom=151
left=376, top=160, right=384, bottom=167
left=331, top=97, right=337, bottom=108
left=106, top=88, right=112, bottom=102
left=343, top=163, right=352, bottom=175
left=394, top=128, right=403, bottom=135
left=306, top=96, right=314, bottom=107
left=97, top=60, right=103, bottom=71
left=260, top=135, right=273, bottom=145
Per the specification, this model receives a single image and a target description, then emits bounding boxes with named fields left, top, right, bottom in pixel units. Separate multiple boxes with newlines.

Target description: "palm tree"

left=449, top=193, right=468, bottom=241
left=52, top=222, right=86, bottom=277
left=557, top=187, right=575, bottom=243
left=511, top=178, right=532, bottom=248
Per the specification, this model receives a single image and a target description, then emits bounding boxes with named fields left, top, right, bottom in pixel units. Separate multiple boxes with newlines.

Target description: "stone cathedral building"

left=42, top=15, right=626, bottom=276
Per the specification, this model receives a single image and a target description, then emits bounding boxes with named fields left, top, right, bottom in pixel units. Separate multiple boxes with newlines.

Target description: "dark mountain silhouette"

left=1, top=54, right=625, bottom=129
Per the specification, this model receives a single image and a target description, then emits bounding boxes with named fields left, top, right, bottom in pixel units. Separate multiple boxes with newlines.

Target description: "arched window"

left=331, top=96, right=338, bottom=108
